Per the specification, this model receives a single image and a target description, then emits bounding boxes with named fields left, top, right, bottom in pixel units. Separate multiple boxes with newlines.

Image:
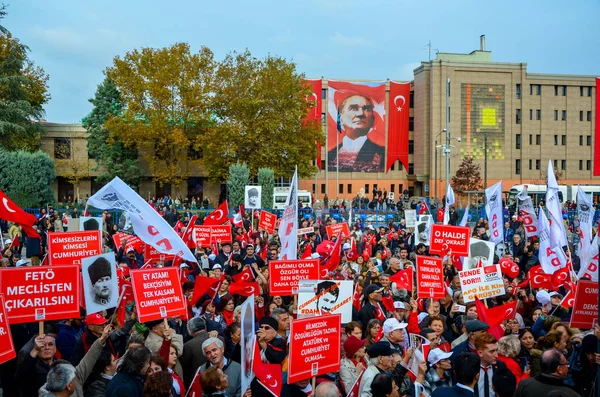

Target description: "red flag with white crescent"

left=232, top=266, right=255, bottom=283
left=228, top=281, right=259, bottom=297
left=203, top=200, right=229, bottom=225
left=387, top=81, right=410, bottom=172
left=253, top=361, right=282, bottom=397
left=389, top=267, right=413, bottom=291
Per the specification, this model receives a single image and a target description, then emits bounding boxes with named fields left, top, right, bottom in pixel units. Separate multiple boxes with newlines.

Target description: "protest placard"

left=258, top=211, right=277, bottom=234
left=269, top=259, right=319, bottom=295
left=570, top=280, right=597, bottom=329
left=111, top=232, right=144, bottom=253
left=130, top=267, right=186, bottom=322
left=288, top=313, right=341, bottom=384
left=326, top=223, right=351, bottom=239
left=407, top=334, right=430, bottom=376
left=429, top=224, right=470, bottom=257
left=0, top=295, right=15, bottom=365
left=240, top=295, right=255, bottom=394
left=459, top=264, right=506, bottom=303
left=298, top=280, right=353, bottom=323
left=466, top=239, right=495, bottom=270
left=416, top=256, right=446, bottom=299
left=210, top=225, right=232, bottom=243
left=0, top=266, right=81, bottom=324
left=79, top=216, right=102, bottom=232
left=297, top=227, right=314, bottom=236
left=405, top=210, right=417, bottom=228
left=192, top=226, right=212, bottom=247
left=48, top=230, right=102, bottom=266
left=144, top=245, right=176, bottom=262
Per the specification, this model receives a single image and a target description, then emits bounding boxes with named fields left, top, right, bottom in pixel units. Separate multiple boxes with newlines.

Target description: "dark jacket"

left=432, top=385, right=475, bottom=397
left=55, top=322, right=83, bottom=362
left=84, top=374, right=111, bottom=397
left=180, top=330, right=213, bottom=387
left=358, top=301, right=386, bottom=331
left=15, top=354, right=52, bottom=397
left=70, top=319, right=135, bottom=366
left=514, top=374, right=582, bottom=397
left=115, top=247, right=144, bottom=269
left=105, top=372, right=145, bottom=397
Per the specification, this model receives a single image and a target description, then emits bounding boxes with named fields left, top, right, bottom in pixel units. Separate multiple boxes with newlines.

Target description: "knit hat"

left=83, top=218, right=100, bottom=231
left=88, top=257, right=112, bottom=285
left=582, top=334, right=598, bottom=354
left=259, top=316, right=279, bottom=330
left=343, top=336, right=366, bottom=358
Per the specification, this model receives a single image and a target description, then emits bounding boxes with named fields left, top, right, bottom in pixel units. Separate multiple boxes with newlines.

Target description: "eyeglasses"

left=260, top=326, right=272, bottom=331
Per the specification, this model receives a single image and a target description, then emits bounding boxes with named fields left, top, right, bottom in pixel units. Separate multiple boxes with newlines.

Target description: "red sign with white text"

left=269, top=259, right=320, bottom=295
left=258, top=211, right=277, bottom=234
left=0, top=266, right=81, bottom=324
left=48, top=230, right=102, bottom=266
left=326, top=223, right=351, bottom=239
left=112, top=232, right=144, bottom=253
left=429, top=224, right=470, bottom=257
left=0, top=295, right=15, bottom=364
left=570, top=280, right=597, bottom=329
left=210, top=225, right=232, bottom=243
left=288, top=313, right=341, bottom=384
left=143, top=245, right=176, bottom=262
left=416, top=256, right=446, bottom=299
left=130, top=267, right=187, bottom=323
left=193, top=226, right=212, bottom=247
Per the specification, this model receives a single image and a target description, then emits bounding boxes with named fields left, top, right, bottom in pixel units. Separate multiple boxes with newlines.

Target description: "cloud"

left=330, top=32, right=373, bottom=47
left=31, top=27, right=85, bottom=50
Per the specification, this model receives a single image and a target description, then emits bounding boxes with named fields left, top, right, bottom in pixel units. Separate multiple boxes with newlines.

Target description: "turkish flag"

left=191, top=275, right=223, bottom=305
left=322, top=236, right=343, bottom=273
left=475, top=297, right=517, bottom=340
left=186, top=367, right=203, bottom=397
left=418, top=200, right=429, bottom=215
left=528, top=265, right=553, bottom=289
left=387, top=82, right=410, bottom=172
left=352, top=282, right=361, bottom=311
left=203, top=201, right=229, bottom=225
left=551, top=266, right=570, bottom=289
left=228, top=281, right=259, bottom=297
left=254, top=361, right=282, bottom=397
left=11, top=234, right=20, bottom=248
left=498, top=258, right=520, bottom=279
left=301, top=243, right=312, bottom=259
left=374, top=324, right=385, bottom=341
left=0, top=190, right=40, bottom=237
left=389, top=268, right=413, bottom=291
left=232, top=266, right=255, bottom=283
left=174, top=220, right=184, bottom=233
left=560, top=287, right=576, bottom=308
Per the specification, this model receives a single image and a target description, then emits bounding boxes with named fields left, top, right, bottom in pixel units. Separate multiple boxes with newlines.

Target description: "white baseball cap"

left=342, top=243, right=351, bottom=250
left=16, top=259, right=28, bottom=267
left=383, top=318, right=407, bottom=333
left=311, top=252, right=321, bottom=259
left=5, top=239, right=11, bottom=245
left=393, top=301, right=406, bottom=310
left=212, top=264, right=222, bottom=270
left=548, top=291, right=563, bottom=299
left=428, top=348, right=453, bottom=365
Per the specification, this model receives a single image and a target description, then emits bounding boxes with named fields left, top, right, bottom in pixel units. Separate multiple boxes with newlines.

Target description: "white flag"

left=443, top=184, right=455, bottom=225
left=485, top=181, right=504, bottom=244
left=459, top=205, right=469, bottom=227
left=578, top=233, right=599, bottom=281
left=538, top=207, right=567, bottom=274
left=517, top=188, right=538, bottom=237
left=278, top=168, right=298, bottom=260
left=87, top=177, right=197, bottom=262
left=545, top=161, right=567, bottom=247
left=576, top=186, right=594, bottom=264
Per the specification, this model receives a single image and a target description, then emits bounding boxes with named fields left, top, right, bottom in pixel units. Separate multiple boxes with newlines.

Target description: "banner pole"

left=312, top=377, right=316, bottom=393
left=38, top=321, right=44, bottom=337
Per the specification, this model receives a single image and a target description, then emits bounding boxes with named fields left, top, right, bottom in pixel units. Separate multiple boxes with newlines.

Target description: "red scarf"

left=222, top=310, right=235, bottom=326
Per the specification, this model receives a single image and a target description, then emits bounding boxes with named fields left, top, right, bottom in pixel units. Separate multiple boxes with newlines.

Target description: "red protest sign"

left=112, top=232, right=144, bottom=253
left=143, top=245, right=176, bottom=262
left=193, top=226, right=212, bottom=247
left=258, top=211, right=277, bottom=234
left=429, top=224, right=470, bottom=257
left=269, top=259, right=320, bottom=295
left=297, top=227, right=314, bottom=236
left=210, top=225, right=232, bottom=243
left=130, top=267, right=187, bottom=323
left=288, top=313, right=341, bottom=384
left=570, top=280, right=597, bottom=329
left=416, top=256, right=446, bottom=299
left=0, top=266, right=81, bottom=324
left=326, top=223, right=351, bottom=239
left=0, top=295, right=15, bottom=365
left=48, top=230, right=102, bottom=266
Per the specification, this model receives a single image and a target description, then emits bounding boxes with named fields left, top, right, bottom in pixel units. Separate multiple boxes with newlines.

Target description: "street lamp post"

left=484, top=130, right=488, bottom=190
left=445, top=77, right=451, bottom=197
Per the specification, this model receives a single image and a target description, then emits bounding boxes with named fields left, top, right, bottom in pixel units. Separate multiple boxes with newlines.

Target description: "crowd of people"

left=0, top=192, right=599, bottom=397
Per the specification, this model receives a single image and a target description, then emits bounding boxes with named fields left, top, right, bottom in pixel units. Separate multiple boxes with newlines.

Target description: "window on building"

left=322, top=89, right=326, bottom=99
left=408, top=140, right=414, bottom=154
left=580, top=111, right=584, bottom=121
left=321, top=113, right=326, bottom=124
left=536, top=85, right=542, bottom=95
left=529, top=134, right=533, bottom=145
left=529, top=159, right=532, bottom=170
left=536, top=135, right=541, bottom=145
left=516, top=159, right=521, bottom=175
left=561, top=160, right=566, bottom=170
left=587, top=136, right=592, bottom=146
left=408, top=163, right=414, bottom=175
left=54, top=138, right=71, bottom=159
left=347, top=184, right=352, bottom=194
left=561, top=135, right=566, bottom=145
left=448, top=107, right=451, bottom=122
left=562, top=110, right=567, bottom=121
left=587, top=160, right=592, bottom=170
left=580, top=86, right=584, bottom=97
left=391, top=184, right=395, bottom=193
left=580, top=160, right=583, bottom=170
left=554, top=159, right=558, bottom=168
left=562, top=86, right=567, bottom=96
left=338, top=184, right=343, bottom=194
left=554, top=110, right=558, bottom=121
left=516, top=84, right=521, bottom=99
left=409, top=91, right=414, bottom=109
left=554, top=85, right=559, bottom=96
left=321, top=160, right=326, bottom=169
left=365, top=184, right=369, bottom=194
left=536, top=159, right=540, bottom=170
left=409, top=116, right=414, bottom=131
left=529, top=109, right=533, bottom=120
left=580, top=135, right=584, bottom=145
left=554, top=135, right=558, bottom=145
left=530, top=84, right=533, bottom=95
left=321, top=184, right=326, bottom=194
left=390, top=162, right=395, bottom=171
left=516, top=134, right=521, bottom=149
left=536, top=109, right=541, bottom=120
left=516, top=109, right=521, bottom=124
left=312, top=184, right=316, bottom=194
left=588, top=111, right=592, bottom=121
left=587, top=87, right=592, bottom=97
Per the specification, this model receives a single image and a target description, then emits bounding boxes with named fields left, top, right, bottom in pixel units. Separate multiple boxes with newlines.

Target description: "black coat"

left=432, top=385, right=475, bottom=397
left=105, top=372, right=145, bottom=397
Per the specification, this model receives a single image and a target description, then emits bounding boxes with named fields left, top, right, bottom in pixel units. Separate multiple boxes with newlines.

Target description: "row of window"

left=515, top=158, right=593, bottom=175
left=515, top=134, right=592, bottom=149
left=315, top=182, right=408, bottom=195
left=516, top=84, right=593, bottom=98
left=516, top=109, right=593, bottom=123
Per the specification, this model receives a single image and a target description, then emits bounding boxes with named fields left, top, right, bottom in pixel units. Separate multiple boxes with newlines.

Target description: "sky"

left=7, top=0, right=600, bottom=123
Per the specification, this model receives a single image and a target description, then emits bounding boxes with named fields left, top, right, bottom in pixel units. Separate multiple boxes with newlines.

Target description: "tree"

left=0, top=5, right=50, bottom=151
left=0, top=148, right=55, bottom=207
left=227, top=161, right=249, bottom=208
left=202, top=50, right=323, bottom=181
left=83, top=78, right=141, bottom=186
left=258, top=167, right=274, bottom=209
left=452, top=156, right=483, bottom=192
left=105, top=43, right=216, bottom=187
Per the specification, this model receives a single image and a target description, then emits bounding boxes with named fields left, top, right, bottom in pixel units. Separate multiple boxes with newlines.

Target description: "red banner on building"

left=130, top=267, right=187, bottom=323
left=326, top=223, right=351, bottom=239
left=594, top=78, right=600, bottom=176
left=210, top=225, right=232, bottom=243
left=416, top=256, right=446, bottom=299
left=0, top=266, right=81, bottom=324
left=0, top=295, right=15, bottom=364
left=269, top=259, right=320, bottom=295
left=304, top=79, right=323, bottom=170
left=429, top=224, right=470, bottom=257
left=112, top=232, right=144, bottom=253
left=288, top=313, right=341, bottom=384
left=48, top=231, right=102, bottom=266
left=387, top=81, right=411, bottom=172
left=258, top=211, right=277, bottom=234
left=144, top=245, right=176, bottom=262
left=570, top=280, right=597, bottom=329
